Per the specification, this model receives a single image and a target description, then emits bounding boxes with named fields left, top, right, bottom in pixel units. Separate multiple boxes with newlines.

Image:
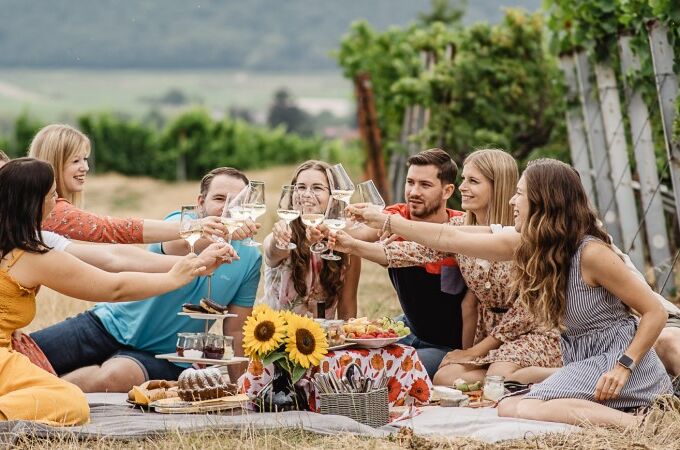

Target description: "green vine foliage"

left=1, top=111, right=351, bottom=181
left=337, top=9, right=566, bottom=165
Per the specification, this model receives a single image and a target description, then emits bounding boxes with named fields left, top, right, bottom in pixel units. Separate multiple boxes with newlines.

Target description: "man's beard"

left=408, top=198, right=442, bottom=219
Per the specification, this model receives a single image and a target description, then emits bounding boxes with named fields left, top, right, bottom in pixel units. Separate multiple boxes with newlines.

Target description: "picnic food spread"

left=128, top=380, right=179, bottom=406
left=342, top=317, right=410, bottom=339
left=177, top=367, right=234, bottom=401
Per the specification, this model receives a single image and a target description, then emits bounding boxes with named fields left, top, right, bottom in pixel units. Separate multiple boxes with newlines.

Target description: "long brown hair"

left=462, top=149, right=518, bottom=226
left=512, top=159, right=610, bottom=330
left=28, top=124, right=91, bottom=207
left=288, top=160, right=347, bottom=310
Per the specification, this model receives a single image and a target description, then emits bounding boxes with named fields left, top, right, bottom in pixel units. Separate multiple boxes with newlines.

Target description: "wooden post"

left=559, top=53, right=594, bottom=201
left=391, top=50, right=437, bottom=203
left=619, top=33, right=674, bottom=293
left=573, top=50, right=624, bottom=246
left=594, top=62, right=645, bottom=269
left=355, top=73, right=390, bottom=203
left=647, top=20, right=680, bottom=227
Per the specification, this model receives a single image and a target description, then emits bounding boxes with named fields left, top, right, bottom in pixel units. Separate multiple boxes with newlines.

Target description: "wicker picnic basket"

left=319, top=387, right=389, bottom=428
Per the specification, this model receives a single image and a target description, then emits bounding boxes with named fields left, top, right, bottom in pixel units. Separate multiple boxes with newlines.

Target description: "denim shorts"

left=30, top=310, right=185, bottom=381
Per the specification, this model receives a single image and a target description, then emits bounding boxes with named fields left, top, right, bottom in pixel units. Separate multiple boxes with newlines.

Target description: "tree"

left=418, top=0, right=467, bottom=26
left=266, top=89, right=313, bottom=136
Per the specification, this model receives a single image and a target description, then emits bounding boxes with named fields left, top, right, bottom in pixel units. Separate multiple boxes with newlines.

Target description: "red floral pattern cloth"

left=240, top=344, right=432, bottom=411
left=43, top=198, right=144, bottom=244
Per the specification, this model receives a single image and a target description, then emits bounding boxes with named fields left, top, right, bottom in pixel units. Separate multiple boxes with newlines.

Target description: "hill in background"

left=2, top=0, right=540, bottom=71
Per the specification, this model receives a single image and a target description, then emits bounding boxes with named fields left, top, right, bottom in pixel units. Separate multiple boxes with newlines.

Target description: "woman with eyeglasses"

left=263, top=160, right=361, bottom=319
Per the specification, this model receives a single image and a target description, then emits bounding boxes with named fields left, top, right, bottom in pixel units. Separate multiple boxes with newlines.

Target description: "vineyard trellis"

left=340, top=2, right=680, bottom=297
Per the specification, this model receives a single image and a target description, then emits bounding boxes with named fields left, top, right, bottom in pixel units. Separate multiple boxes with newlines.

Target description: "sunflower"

left=242, top=308, right=286, bottom=358
left=250, top=303, right=272, bottom=319
left=285, top=314, right=328, bottom=368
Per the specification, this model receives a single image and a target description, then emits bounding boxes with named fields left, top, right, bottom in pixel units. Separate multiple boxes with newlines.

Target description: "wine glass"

left=221, top=194, right=246, bottom=245
left=242, top=180, right=266, bottom=247
left=298, top=185, right=327, bottom=253
left=326, top=163, right=355, bottom=204
left=357, top=180, right=386, bottom=210
left=179, top=205, right=202, bottom=254
left=276, top=185, right=300, bottom=250
left=327, top=163, right=360, bottom=229
left=320, top=197, right=346, bottom=261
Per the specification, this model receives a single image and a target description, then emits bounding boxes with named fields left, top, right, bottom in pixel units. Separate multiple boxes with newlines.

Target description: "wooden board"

left=150, top=394, right=249, bottom=414
left=156, top=353, right=249, bottom=366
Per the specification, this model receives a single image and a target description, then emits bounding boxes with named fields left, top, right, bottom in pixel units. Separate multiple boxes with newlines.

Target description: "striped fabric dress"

left=524, top=237, right=672, bottom=410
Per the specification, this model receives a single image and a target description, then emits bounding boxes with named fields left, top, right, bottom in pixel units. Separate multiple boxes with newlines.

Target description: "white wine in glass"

left=357, top=180, right=386, bottom=210
left=242, top=181, right=266, bottom=247
left=179, top=205, right=202, bottom=254
left=326, top=164, right=355, bottom=204
left=301, top=213, right=325, bottom=227
left=276, top=185, right=300, bottom=250
left=321, top=197, right=346, bottom=261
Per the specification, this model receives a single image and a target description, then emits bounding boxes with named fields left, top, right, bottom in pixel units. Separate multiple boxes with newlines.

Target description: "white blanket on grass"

left=0, top=393, right=576, bottom=446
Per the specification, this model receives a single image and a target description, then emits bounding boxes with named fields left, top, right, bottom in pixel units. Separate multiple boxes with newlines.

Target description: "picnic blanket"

left=0, top=393, right=576, bottom=446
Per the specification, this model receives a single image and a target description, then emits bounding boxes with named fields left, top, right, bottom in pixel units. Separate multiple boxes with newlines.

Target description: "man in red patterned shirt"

left=320, top=149, right=470, bottom=379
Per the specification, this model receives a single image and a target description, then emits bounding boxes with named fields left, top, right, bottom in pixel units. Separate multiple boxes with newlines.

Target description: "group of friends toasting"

left=1, top=123, right=679, bottom=428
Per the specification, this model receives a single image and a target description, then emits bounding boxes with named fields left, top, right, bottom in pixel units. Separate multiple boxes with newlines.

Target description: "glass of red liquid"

left=176, top=332, right=191, bottom=357
left=203, top=333, right=225, bottom=360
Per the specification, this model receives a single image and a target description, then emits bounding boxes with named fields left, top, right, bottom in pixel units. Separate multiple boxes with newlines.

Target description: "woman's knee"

left=432, top=364, right=464, bottom=386
left=497, top=397, right=521, bottom=418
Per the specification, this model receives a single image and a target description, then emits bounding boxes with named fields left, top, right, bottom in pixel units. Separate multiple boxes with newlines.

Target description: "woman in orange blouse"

left=28, top=124, right=226, bottom=244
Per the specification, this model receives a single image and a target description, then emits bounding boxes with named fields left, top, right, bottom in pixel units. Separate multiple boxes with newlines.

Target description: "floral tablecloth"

left=239, top=344, right=432, bottom=412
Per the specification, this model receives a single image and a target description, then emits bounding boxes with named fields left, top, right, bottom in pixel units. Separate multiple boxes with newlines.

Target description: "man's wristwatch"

left=617, top=354, right=635, bottom=371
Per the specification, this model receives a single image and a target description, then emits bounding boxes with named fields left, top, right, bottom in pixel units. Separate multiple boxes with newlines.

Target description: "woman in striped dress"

left=349, top=158, right=672, bottom=427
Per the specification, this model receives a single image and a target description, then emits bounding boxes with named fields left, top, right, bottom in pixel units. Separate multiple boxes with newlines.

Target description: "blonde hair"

left=462, top=149, right=518, bottom=226
left=28, top=124, right=91, bottom=207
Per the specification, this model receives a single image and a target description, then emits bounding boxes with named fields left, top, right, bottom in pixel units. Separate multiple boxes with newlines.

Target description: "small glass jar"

left=483, top=375, right=505, bottom=401
left=203, top=333, right=225, bottom=360
left=183, top=333, right=204, bottom=359
left=176, top=332, right=191, bottom=357
left=326, top=320, right=346, bottom=346
left=223, top=336, right=234, bottom=360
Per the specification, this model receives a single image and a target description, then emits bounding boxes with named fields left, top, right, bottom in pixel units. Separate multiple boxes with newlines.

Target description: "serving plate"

left=345, top=337, right=400, bottom=349
left=156, top=353, right=249, bottom=366
left=177, top=312, right=237, bottom=320
left=327, top=342, right=356, bottom=351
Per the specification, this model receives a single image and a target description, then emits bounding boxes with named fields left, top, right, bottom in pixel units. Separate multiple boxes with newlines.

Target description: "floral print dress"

left=383, top=215, right=562, bottom=369
left=263, top=253, right=339, bottom=319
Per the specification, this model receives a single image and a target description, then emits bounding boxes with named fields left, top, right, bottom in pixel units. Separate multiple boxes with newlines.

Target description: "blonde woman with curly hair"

left=349, top=158, right=671, bottom=427
left=28, top=124, right=226, bottom=244
left=263, top=160, right=361, bottom=319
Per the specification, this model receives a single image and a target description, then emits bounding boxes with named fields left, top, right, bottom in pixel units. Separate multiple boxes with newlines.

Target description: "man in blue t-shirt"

left=32, top=167, right=262, bottom=392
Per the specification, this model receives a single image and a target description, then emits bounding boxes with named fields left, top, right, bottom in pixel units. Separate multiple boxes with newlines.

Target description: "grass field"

left=0, top=69, right=351, bottom=123
left=20, top=166, right=680, bottom=449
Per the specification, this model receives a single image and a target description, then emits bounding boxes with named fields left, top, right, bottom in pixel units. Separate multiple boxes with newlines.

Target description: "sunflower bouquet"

left=242, top=304, right=329, bottom=385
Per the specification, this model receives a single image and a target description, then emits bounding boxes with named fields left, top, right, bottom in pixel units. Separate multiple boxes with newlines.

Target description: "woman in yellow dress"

left=0, top=158, right=216, bottom=425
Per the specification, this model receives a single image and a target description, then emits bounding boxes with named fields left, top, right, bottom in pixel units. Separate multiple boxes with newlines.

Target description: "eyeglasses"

left=294, top=184, right=329, bottom=195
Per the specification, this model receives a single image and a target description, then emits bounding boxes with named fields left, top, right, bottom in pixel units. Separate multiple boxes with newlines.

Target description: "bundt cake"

left=177, top=367, right=229, bottom=401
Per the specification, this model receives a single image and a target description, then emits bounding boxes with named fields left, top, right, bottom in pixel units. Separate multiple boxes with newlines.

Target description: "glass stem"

left=207, top=274, right=212, bottom=300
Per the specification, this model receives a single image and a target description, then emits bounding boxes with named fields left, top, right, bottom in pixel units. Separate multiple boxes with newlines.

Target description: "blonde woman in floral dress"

left=336, top=150, right=562, bottom=385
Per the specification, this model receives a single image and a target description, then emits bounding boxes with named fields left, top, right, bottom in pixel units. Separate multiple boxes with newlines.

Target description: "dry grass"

left=21, top=167, right=680, bottom=449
